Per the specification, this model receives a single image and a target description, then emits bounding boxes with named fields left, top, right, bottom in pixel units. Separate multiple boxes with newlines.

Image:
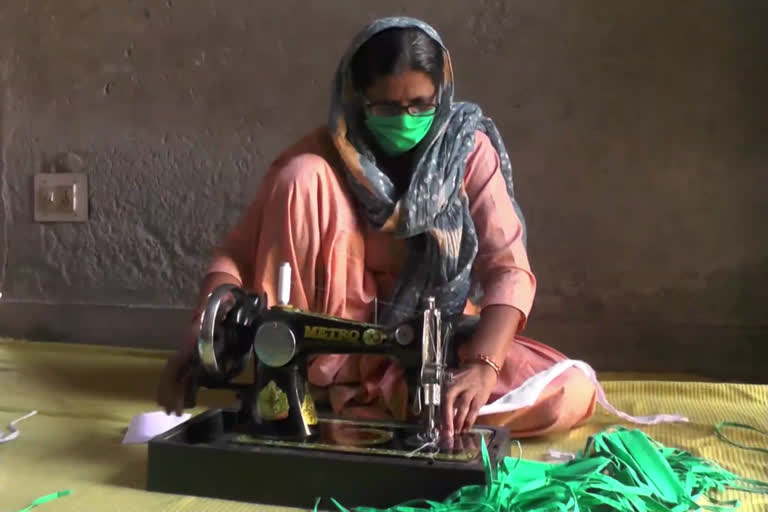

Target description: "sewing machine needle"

left=374, top=297, right=378, bottom=324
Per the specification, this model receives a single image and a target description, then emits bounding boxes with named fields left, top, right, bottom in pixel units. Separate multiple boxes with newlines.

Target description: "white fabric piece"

left=546, top=449, right=578, bottom=461
left=0, top=410, right=38, bottom=444
left=122, top=411, right=191, bottom=444
left=478, top=359, right=689, bottom=425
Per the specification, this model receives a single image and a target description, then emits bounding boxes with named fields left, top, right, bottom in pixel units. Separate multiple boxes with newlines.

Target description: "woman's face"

left=364, top=70, right=436, bottom=114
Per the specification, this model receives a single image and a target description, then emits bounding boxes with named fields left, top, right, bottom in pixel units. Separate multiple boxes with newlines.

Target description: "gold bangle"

left=467, top=354, right=501, bottom=376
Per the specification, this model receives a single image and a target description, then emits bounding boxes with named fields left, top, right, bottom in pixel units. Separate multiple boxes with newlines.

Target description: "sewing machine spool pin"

left=277, top=262, right=291, bottom=306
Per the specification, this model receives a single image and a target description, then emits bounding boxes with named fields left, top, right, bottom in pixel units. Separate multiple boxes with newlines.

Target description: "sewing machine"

left=147, top=263, right=510, bottom=509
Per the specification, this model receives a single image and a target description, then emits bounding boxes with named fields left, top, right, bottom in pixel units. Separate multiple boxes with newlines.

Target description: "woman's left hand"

left=442, top=363, right=498, bottom=436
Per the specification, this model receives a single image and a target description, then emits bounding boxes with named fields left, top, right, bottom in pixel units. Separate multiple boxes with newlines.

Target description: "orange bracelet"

left=465, top=354, right=501, bottom=376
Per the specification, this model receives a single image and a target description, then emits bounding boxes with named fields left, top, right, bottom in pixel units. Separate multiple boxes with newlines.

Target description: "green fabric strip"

left=714, top=422, right=768, bottom=454
left=325, top=427, right=768, bottom=512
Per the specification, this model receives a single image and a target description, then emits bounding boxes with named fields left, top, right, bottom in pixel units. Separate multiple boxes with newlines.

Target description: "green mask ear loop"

left=14, top=490, right=72, bottom=512
left=714, top=422, right=768, bottom=454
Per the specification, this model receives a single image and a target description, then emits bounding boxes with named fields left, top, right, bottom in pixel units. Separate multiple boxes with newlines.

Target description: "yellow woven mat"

left=0, top=339, right=765, bottom=512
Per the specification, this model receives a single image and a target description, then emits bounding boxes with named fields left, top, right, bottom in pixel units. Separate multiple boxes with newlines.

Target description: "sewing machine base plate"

left=147, top=408, right=511, bottom=509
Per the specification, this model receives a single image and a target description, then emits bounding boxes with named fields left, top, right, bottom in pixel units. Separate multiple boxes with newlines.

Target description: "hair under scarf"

left=329, top=17, right=526, bottom=326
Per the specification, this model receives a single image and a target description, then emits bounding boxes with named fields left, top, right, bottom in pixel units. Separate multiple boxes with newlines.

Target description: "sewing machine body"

left=187, top=288, right=427, bottom=440
left=146, top=263, right=511, bottom=508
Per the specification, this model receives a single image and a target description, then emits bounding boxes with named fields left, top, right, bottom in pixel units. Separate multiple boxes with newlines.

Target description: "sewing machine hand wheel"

left=197, top=284, right=258, bottom=381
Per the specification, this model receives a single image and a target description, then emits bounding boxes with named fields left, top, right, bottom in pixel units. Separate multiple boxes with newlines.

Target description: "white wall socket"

left=34, top=173, right=88, bottom=222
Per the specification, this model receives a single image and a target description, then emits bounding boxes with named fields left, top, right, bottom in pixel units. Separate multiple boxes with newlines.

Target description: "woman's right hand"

left=156, top=326, right=197, bottom=416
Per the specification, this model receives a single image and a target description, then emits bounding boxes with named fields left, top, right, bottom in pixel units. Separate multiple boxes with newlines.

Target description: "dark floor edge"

left=0, top=302, right=764, bottom=382
left=0, top=301, right=192, bottom=350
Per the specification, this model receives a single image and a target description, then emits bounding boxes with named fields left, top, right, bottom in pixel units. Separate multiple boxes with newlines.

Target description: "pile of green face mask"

left=325, top=427, right=767, bottom=512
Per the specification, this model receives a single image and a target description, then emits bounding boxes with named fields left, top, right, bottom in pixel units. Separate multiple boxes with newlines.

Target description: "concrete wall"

left=1, top=1, right=766, bottom=380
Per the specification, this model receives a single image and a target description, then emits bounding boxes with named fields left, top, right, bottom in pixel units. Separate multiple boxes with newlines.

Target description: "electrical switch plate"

left=34, top=173, right=88, bottom=222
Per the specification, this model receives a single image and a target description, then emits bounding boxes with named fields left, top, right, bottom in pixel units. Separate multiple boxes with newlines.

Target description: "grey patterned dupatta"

left=329, top=17, right=526, bottom=325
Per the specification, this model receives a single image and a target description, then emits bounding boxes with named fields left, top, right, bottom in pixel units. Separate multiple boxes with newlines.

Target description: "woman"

left=157, top=17, right=597, bottom=438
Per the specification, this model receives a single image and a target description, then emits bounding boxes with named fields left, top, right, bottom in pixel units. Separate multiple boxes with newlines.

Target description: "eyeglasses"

left=364, top=101, right=437, bottom=117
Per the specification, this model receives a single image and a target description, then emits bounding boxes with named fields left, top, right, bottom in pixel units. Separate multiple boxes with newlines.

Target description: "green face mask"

left=364, top=110, right=435, bottom=156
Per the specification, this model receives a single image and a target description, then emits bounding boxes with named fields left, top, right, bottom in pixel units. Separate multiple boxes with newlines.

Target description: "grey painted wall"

left=1, top=1, right=766, bottom=380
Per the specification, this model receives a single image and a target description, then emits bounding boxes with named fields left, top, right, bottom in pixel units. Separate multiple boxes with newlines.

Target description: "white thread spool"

left=277, top=263, right=291, bottom=306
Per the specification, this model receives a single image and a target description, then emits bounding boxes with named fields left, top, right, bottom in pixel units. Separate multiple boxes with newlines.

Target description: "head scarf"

left=329, top=17, right=526, bottom=325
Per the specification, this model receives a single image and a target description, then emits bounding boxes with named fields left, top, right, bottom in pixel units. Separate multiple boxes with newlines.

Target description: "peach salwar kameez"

left=208, top=128, right=596, bottom=438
